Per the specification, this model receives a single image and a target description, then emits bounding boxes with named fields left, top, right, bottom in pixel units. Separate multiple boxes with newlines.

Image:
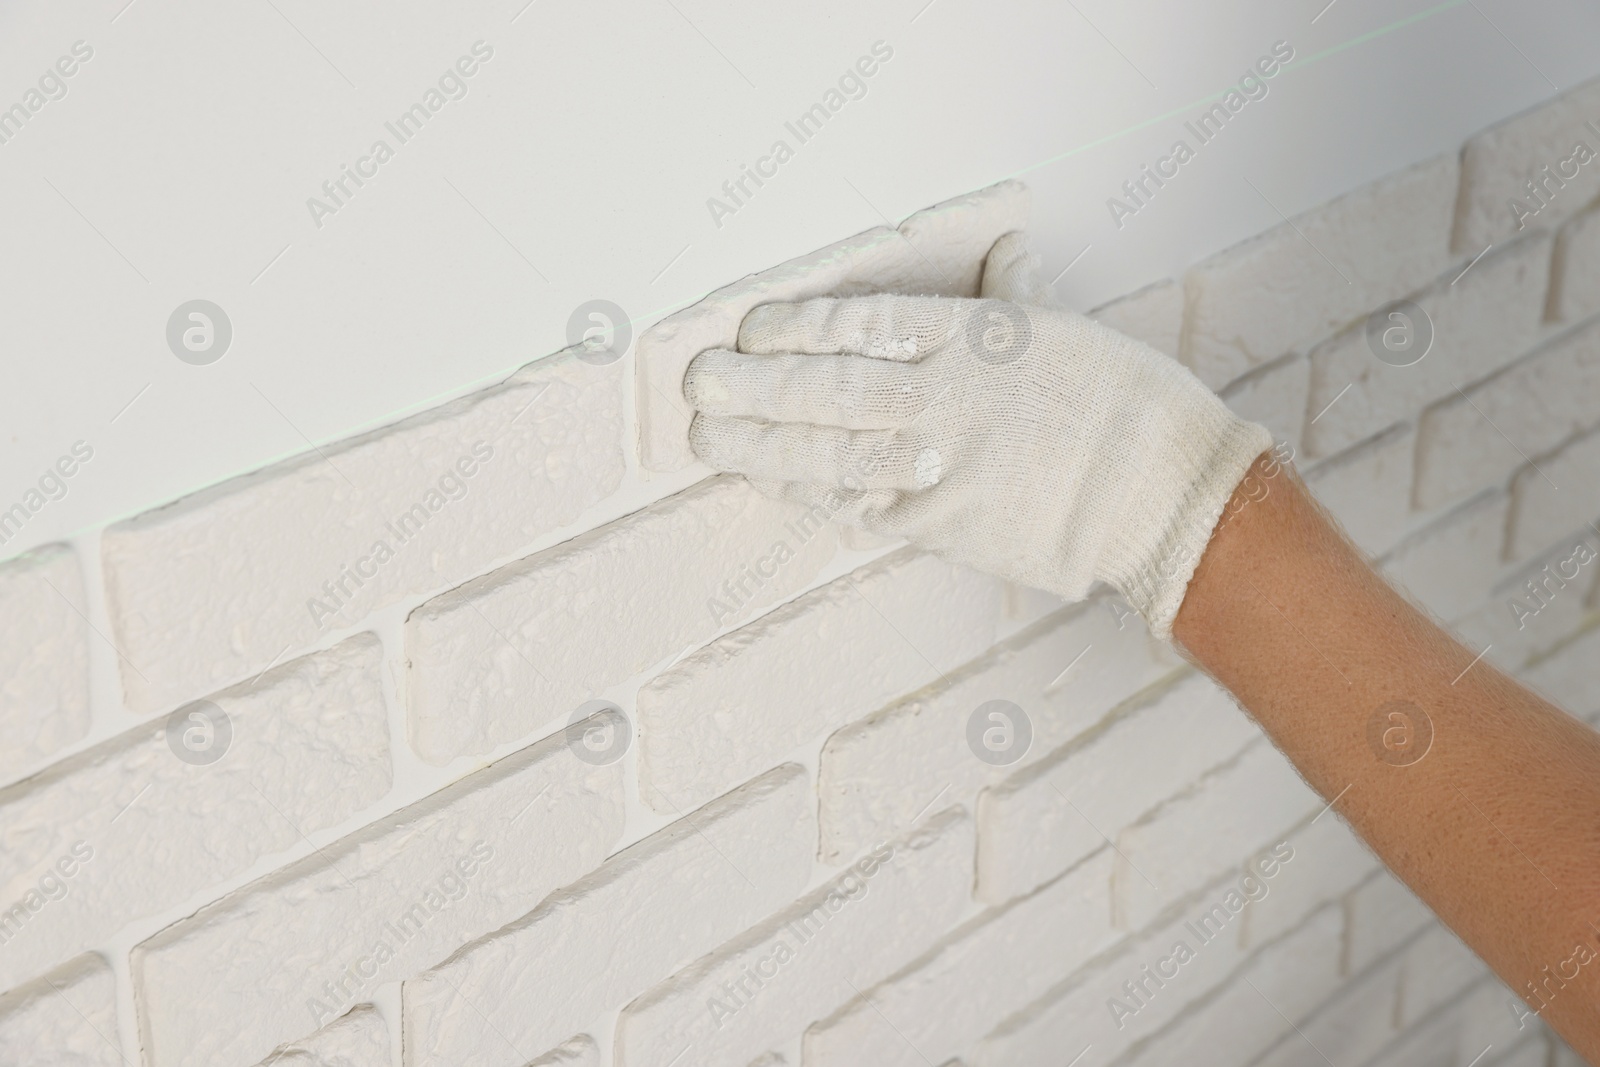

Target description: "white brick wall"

left=820, top=599, right=1170, bottom=870
left=405, top=476, right=838, bottom=764
left=0, top=543, right=89, bottom=780
left=1305, top=423, right=1417, bottom=558
left=616, top=808, right=974, bottom=1067
left=255, top=1005, right=390, bottom=1067
left=1551, top=204, right=1600, bottom=323
left=1183, top=153, right=1459, bottom=390
left=637, top=547, right=1001, bottom=814
left=1383, top=490, right=1510, bottom=621
left=975, top=672, right=1259, bottom=905
left=803, top=850, right=1120, bottom=1067
left=0, top=954, right=121, bottom=1067
left=135, top=727, right=625, bottom=1067
left=1304, top=232, right=1551, bottom=460
left=102, top=353, right=624, bottom=715
left=7, top=92, right=1600, bottom=1066
left=1117, top=906, right=1346, bottom=1067
left=1507, top=426, right=1600, bottom=561
left=0, top=634, right=390, bottom=992
left=1090, top=279, right=1183, bottom=358
left=403, top=764, right=813, bottom=1067
left=1112, top=740, right=1321, bottom=931
left=1454, top=79, right=1600, bottom=252
left=1415, top=318, right=1600, bottom=512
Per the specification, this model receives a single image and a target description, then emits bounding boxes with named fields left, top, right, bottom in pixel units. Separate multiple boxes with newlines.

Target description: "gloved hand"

left=683, top=233, right=1274, bottom=638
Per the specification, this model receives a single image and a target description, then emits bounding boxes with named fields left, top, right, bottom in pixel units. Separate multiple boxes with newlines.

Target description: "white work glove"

left=684, top=234, right=1273, bottom=638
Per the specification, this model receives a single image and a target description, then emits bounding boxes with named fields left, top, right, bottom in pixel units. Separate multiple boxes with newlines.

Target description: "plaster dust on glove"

left=683, top=233, right=1274, bottom=638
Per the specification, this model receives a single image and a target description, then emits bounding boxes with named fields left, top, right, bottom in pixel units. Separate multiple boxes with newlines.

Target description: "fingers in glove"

left=980, top=231, right=1053, bottom=307
left=737, top=294, right=957, bottom=362
left=689, top=413, right=950, bottom=492
left=683, top=348, right=930, bottom=429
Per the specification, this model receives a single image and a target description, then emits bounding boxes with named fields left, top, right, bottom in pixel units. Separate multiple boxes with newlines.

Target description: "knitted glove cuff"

left=1099, top=402, right=1274, bottom=640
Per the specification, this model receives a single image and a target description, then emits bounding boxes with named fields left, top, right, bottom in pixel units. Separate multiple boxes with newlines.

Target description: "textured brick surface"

left=1507, top=425, right=1600, bottom=561
left=1089, top=279, right=1183, bottom=358
left=1522, top=622, right=1600, bottom=719
left=616, top=808, right=973, bottom=1067
left=252, top=1005, right=389, bottom=1067
left=804, top=850, right=1117, bottom=1067
left=1359, top=999, right=1470, bottom=1067
left=406, top=476, right=838, bottom=763
left=1254, top=924, right=1483, bottom=1067
left=638, top=548, right=1000, bottom=813
left=134, top=727, right=625, bottom=1067
left=1551, top=204, right=1600, bottom=323
left=637, top=180, right=1029, bottom=471
left=0, top=635, right=389, bottom=992
left=819, top=601, right=1170, bottom=867
left=1383, top=491, right=1509, bottom=621
left=1554, top=1039, right=1591, bottom=1067
left=1498, top=1036, right=1559, bottom=1067
left=976, top=672, right=1259, bottom=905
left=1397, top=924, right=1486, bottom=1027
left=0, top=954, right=121, bottom=1067
left=1454, top=77, right=1600, bottom=252
left=403, top=765, right=812, bottom=1067
left=0, top=544, right=89, bottom=781
left=1184, top=153, right=1458, bottom=390
left=1237, top=812, right=1378, bottom=951
left=527, top=1036, right=601, bottom=1067
left=1305, top=423, right=1417, bottom=558
left=103, top=351, right=624, bottom=714
left=1249, top=951, right=1404, bottom=1067
left=1345, top=870, right=1435, bottom=975
left=1117, top=906, right=1344, bottom=1067
left=1415, top=317, right=1600, bottom=510
left=1452, top=534, right=1599, bottom=677
left=1219, top=353, right=1311, bottom=456
left=1304, top=233, right=1552, bottom=459
left=1455, top=978, right=1554, bottom=1066
left=974, top=867, right=1255, bottom=1067
left=1113, top=741, right=1320, bottom=931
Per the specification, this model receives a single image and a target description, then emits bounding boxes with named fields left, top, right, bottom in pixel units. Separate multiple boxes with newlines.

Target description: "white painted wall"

left=2, top=0, right=1598, bottom=558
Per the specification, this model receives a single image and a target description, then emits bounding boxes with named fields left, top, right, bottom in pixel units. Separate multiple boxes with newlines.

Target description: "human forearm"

left=1173, top=453, right=1600, bottom=1057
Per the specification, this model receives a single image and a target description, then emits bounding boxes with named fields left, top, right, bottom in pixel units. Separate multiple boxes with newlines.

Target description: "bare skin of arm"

left=1172, top=452, right=1600, bottom=1060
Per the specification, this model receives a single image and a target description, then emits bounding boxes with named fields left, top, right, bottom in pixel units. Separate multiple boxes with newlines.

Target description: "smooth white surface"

left=2, top=0, right=1599, bottom=559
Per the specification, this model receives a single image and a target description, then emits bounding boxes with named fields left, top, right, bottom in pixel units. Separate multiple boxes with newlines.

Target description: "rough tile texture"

left=1090, top=278, right=1183, bottom=357
left=103, top=351, right=624, bottom=714
left=1303, top=232, right=1551, bottom=460
left=402, top=765, right=813, bottom=1067
left=1183, top=153, right=1458, bottom=390
left=1454, top=77, right=1600, bottom=252
left=637, top=548, right=1000, bottom=813
left=0, top=635, right=390, bottom=992
left=250, top=1005, right=389, bottom=1067
left=0, top=543, right=89, bottom=781
left=0, top=954, right=121, bottom=1067
left=406, top=476, right=838, bottom=764
left=133, top=728, right=624, bottom=1067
